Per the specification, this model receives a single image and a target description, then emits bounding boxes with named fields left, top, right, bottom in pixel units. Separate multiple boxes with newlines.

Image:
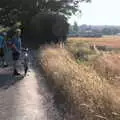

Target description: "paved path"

left=0, top=53, right=63, bottom=120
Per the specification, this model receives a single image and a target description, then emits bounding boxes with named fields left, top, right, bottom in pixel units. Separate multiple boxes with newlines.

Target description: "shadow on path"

left=0, top=73, right=24, bottom=89
left=0, top=50, right=24, bottom=89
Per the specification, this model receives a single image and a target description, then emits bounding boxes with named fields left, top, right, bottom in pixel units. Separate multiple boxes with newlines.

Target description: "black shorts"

left=0, top=48, right=4, bottom=57
left=12, top=52, right=20, bottom=61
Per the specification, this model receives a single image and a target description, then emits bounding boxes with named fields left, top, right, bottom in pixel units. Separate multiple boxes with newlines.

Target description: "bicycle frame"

left=22, top=48, right=29, bottom=75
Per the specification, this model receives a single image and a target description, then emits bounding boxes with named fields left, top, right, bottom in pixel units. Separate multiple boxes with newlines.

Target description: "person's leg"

left=2, top=56, right=8, bottom=67
left=1, top=56, right=4, bottom=64
left=12, top=52, right=20, bottom=75
left=0, top=48, right=8, bottom=67
left=3, top=48, right=8, bottom=67
left=1, top=50, right=5, bottom=67
left=13, top=60, right=17, bottom=72
left=0, top=48, right=3, bottom=65
left=0, top=56, right=2, bottom=66
left=13, top=60, right=20, bottom=74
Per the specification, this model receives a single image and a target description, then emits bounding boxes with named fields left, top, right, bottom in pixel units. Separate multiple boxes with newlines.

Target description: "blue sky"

left=68, top=0, right=120, bottom=25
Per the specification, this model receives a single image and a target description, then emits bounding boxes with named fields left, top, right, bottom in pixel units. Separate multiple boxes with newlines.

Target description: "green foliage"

left=0, top=0, right=91, bottom=47
left=73, top=21, right=79, bottom=33
left=0, top=0, right=91, bottom=25
left=24, top=12, right=69, bottom=48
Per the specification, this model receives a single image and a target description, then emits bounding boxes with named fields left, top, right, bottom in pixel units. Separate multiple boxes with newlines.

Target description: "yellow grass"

left=38, top=46, right=120, bottom=120
left=68, top=36, right=120, bottom=43
left=67, top=37, right=120, bottom=83
left=67, top=36, right=120, bottom=49
left=93, top=53, right=120, bottom=85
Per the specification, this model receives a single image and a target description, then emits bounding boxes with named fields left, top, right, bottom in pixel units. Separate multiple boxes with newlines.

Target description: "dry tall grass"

left=93, top=53, right=120, bottom=86
left=66, top=38, right=100, bottom=63
left=38, top=46, right=120, bottom=120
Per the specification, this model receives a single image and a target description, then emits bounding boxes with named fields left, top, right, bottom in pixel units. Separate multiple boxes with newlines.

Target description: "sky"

left=68, top=0, right=120, bottom=26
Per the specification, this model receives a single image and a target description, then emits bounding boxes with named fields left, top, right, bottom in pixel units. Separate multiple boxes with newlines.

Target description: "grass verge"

left=37, top=46, right=120, bottom=120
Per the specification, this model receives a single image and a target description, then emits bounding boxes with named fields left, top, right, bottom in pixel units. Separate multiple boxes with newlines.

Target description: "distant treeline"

left=69, top=23, right=120, bottom=37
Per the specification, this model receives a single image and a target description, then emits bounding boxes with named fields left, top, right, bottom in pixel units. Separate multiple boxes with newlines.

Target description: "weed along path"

left=0, top=55, right=62, bottom=120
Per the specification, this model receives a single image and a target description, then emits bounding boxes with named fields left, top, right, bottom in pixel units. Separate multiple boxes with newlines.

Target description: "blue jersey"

left=0, top=35, right=5, bottom=48
left=11, top=37, right=21, bottom=52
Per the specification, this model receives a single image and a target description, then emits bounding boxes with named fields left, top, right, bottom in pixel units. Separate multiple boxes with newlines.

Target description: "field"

left=67, top=36, right=120, bottom=80
left=38, top=36, right=120, bottom=120
left=68, top=36, right=120, bottom=48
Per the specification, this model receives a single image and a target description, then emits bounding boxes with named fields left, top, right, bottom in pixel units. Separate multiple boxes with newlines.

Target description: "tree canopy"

left=0, top=0, right=91, bottom=48
left=0, top=0, right=91, bottom=25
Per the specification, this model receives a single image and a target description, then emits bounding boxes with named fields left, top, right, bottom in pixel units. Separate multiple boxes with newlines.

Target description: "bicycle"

left=22, top=48, right=29, bottom=76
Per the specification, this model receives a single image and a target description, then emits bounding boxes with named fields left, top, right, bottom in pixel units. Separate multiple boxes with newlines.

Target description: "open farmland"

left=67, top=36, right=120, bottom=88
left=68, top=36, right=120, bottom=48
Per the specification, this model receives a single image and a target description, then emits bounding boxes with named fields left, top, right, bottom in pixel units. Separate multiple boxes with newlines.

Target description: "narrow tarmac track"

left=0, top=53, right=63, bottom=120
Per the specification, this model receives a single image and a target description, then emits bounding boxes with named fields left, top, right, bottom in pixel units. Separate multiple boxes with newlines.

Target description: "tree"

left=0, top=0, right=91, bottom=25
left=24, top=12, right=69, bottom=48
left=0, top=0, right=91, bottom=48
left=73, top=21, right=79, bottom=33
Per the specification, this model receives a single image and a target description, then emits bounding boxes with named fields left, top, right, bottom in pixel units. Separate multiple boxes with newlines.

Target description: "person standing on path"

left=11, top=29, right=22, bottom=76
left=0, top=31, right=8, bottom=67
